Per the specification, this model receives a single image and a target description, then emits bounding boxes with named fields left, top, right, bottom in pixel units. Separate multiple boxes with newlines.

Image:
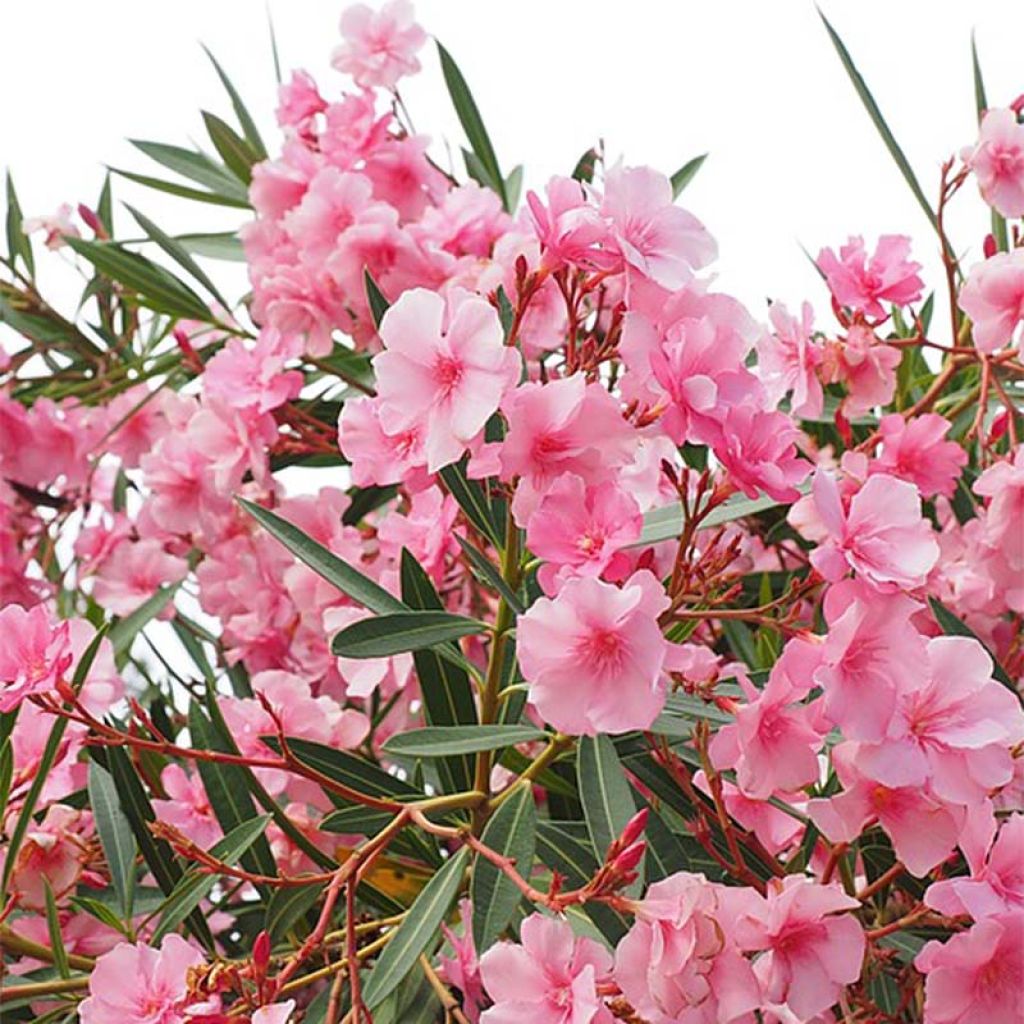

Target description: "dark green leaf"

left=108, top=584, right=179, bottom=659
left=436, top=42, right=508, bottom=209
left=87, top=762, right=137, bottom=917
left=571, top=147, right=599, bottom=183
left=577, top=736, right=638, bottom=865
left=129, top=139, right=250, bottom=201
left=471, top=782, right=536, bottom=950
left=65, top=238, right=211, bottom=320
left=0, top=739, right=13, bottom=825
left=6, top=172, right=34, bottom=276
left=176, top=232, right=245, bottom=261
left=44, top=882, right=71, bottom=978
left=202, top=45, right=267, bottom=158
left=331, top=610, right=486, bottom=659
left=439, top=458, right=503, bottom=550
left=363, top=846, right=470, bottom=1008
left=265, top=882, right=323, bottom=941
left=670, top=153, right=707, bottom=198
left=202, top=111, right=258, bottom=185
left=320, top=805, right=394, bottom=835
left=365, top=269, right=391, bottom=329
left=110, top=167, right=251, bottom=209
left=383, top=725, right=545, bottom=759
left=456, top=536, right=523, bottom=612
left=153, top=815, right=271, bottom=941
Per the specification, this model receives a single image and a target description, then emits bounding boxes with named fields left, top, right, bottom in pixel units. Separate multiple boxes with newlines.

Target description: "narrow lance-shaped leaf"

left=364, top=268, right=391, bottom=329
left=202, top=44, right=267, bottom=158
left=436, top=41, right=508, bottom=209
left=129, top=139, right=250, bottom=201
left=383, top=725, right=546, bottom=759
left=331, top=610, right=487, bottom=659
left=5, top=172, right=34, bottom=276
left=471, top=782, right=537, bottom=950
left=670, top=153, right=708, bottom=198
left=577, top=735, right=638, bottom=863
left=202, top=111, right=258, bottom=186
left=362, top=846, right=470, bottom=1008
left=88, top=762, right=138, bottom=918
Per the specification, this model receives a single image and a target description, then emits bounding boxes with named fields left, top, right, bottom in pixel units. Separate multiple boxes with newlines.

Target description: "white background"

left=2, top=0, right=1023, bottom=337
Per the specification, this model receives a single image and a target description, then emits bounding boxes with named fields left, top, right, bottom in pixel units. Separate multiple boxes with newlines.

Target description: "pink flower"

left=973, top=445, right=1024, bottom=572
left=23, top=203, right=79, bottom=249
left=373, top=288, right=521, bottom=473
left=614, top=872, right=761, bottom=1024
left=517, top=570, right=670, bottom=735
left=527, top=176, right=609, bottom=271
left=730, top=877, right=865, bottom=1021
left=252, top=1002, right=296, bottom=1024
left=479, top=913, right=613, bottom=1024
left=759, top=301, right=824, bottom=419
left=853, top=636, right=1024, bottom=806
left=830, top=323, right=901, bottom=417
left=915, top=912, right=1024, bottom=1023
left=927, top=814, right=1024, bottom=920
left=4, top=803, right=92, bottom=910
left=808, top=471, right=939, bottom=591
left=439, top=899, right=485, bottom=1022
left=338, top=394, right=429, bottom=489
left=152, top=765, right=222, bottom=850
left=90, top=539, right=188, bottom=617
left=331, top=0, right=426, bottom=90
left=281, top=167, right=379, bottom=262
left=276, top=70, right=325, bottom=136
left=527, top=475, right=642, bottom=593
left=78, top=935, right=216, bottom=1024
left=958, top=248, right=1024, bottom=353
left=709, top=640, right=825, bottom=799
left=815, top=579, right=927, bottom=741
left=202, top=332, right=303, bottom=414
left=817, top=235, right=923, bottom=318
left=499, top=376, right=638, bottom=524
left=963, top=108, right=1024, bottom=218
left=601, top=165, right=716, bottom=289
left=713, top=405, right=809, bottom=502
left=0, top=603, right=72, bottom=711
left=872, top=413, right=967, bottom=499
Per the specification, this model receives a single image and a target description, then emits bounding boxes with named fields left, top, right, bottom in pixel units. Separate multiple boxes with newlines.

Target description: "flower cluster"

left=0, top=3, right=1022, bottom=1022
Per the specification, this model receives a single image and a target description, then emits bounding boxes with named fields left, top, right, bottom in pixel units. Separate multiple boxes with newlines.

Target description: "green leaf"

left=363, top=846, right=470, bottom=1008
left=239, top=498, right=404, bottom=614
left=504, top=165, right=524, bottom=212
left=331, top=611, right=487, bottom=659
left=572, top=147, right=599, bottom=183
left=436, top=42, right=508, bottom=210
left=176, top=232, right=245, bottom=261
left=125, top=205, right=230, bottom=309
left=320, top=805, right=394, bottom=835
left=365, top=268, right=391, bottom=329
left=471, top=782, right=536, bottom=950
left=265, top=882, right=323, bottom=941
left=188, top=703, right=278, bottom=881
left=129, top=139, right=250, bottom=201
left=400, top=551, right=477, bottom=794
left=456, top=536, right=524, bottom=612
left=153, top=815, right=271, bottom=941
left=971, top=34, right=1008, bottom=252
left=6, top=172, right=35, bottom=275
left=110, top=166, right=251, bottom=209
left=439, top=458, right=504, bottom=551
left=202, top=111, right=258, bottom=185
left=87, top=763, right=137, bottom=918
left=64, top=238, right=212, bottom=321
left=670, top=153, right=707, bottom=198
left=636, top=485, right=805, bottom=546
left=818, top=11, right=942, bottom=242
left=108, top=584, right=179, bottom=659
left=577, top=735, right=638, bottom=864
left=928, top=597, right=1019, bottom=700
left=44, top=882, right=71, bottom=979
left=268, top=736, right=424, bottom=804
left=384, top=725, right=546, bottom=759
left=0, top=739, right=13, bottom=825
left=202, top=45, right=267, bottom=158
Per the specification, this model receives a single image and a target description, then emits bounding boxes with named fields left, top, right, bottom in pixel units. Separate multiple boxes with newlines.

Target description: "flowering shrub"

left=1, top=4, right=1023, bottom=1021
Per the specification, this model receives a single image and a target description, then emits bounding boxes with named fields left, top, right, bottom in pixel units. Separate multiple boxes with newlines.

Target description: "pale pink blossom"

left=815, top=579, right=927, bottom=741
left=517, top=570, right=671, bottom=735
left=829, top=324, right=901, bottom=417
left=0, top=602, right=72, bottom=711
left=958, top=248, right=1024, bottom=353
left=927, top=814, right=1024, bottom=920
left=373, top=288, right=520, bottom=472
left=872, top=413, right=967, bottom=498
left=614, top=872, right=761, bottom=1024
left=808, top=470, right=939, bottom=591
left=4, top=804, right=92, bottom=910
left=601, top=165, right=716, bottom=289
left=78, top=935, right=217, bottom=1024
left=817, top=235, right=923, bottom=318
left=364, top=135, right=449, bottom=222
left=915, top=911, right=1024, bottom=1024
left=713, top=405, right=809, bottom=502
left=759, top=301, right=824, bottom=419
left=252, top=1002, right=297, bottom=1024
left=152, top=765, right=222, bottom=850
left=730, top=877, right=865, bottom=1021
left=479, top=913, right=613, bottom=1024
left=710, top=640, right=825, bottom=799
left=331, top=0, right=426, bottom=90
left=338, top=394, right=429, bottom=489
left=527, top=176, right=609, bottom=271
left=202, top=331, right=303, bottom=414
left=439, top=899, right=485, bottom=1022
left=276, top=70, right=326, bottom=136
left=963, top=107, right=1024, bottom=217
left=90, top=539, right=188, bottom=617
left=526, top=474, right=642, bottom=593
left=23, top=204, right=79, bottom=249
left=973, top=445, right=1024, bottom=571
